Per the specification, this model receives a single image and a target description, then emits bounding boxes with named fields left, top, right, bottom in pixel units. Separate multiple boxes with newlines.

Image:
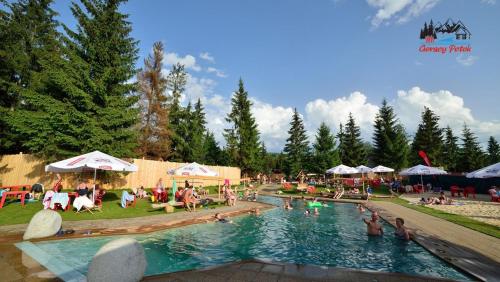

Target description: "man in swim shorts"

left=363, top=211, right=383, bottom=236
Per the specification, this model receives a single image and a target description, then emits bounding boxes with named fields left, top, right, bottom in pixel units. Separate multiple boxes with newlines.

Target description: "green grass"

left=0, top=190, right=225, bottom=226
left=373, top=197, right=500, bottom=239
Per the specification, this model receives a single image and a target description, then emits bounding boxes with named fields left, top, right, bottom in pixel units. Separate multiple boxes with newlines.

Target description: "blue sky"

left=51, top=0, right=500, bottom=151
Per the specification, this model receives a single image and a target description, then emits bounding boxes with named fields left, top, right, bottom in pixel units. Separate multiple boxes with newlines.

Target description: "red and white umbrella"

left=170, top=162, right=218, bottom=177
left=45, top=151, right=138, bottom=201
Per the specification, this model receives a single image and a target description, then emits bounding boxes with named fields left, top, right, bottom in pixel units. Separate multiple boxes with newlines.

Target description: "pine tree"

left=202, top=131, right=222, bottom=165
left=178, top=101, right=193, bottom=161
left=1, top=0, right=99, bottom=161
left=0, top=0, right=61, bottom=155
left=457, top=124, right=484, bottom=172
left=486, top=136, right=500, bottom=164
left=341, top=113, right=366, bottom=166
left=337, top=123, right=345, bottom=163
left=283, top=108, right=310, bottom=177
left=442, top=126, right=459, bottom=172
left=223, top=79, right=261, bottom=175
left=410, top=107, right=443, bottom=166
left=66, top=0, right=139, bottom=158
left=166, top=63, right=187, bottom=162
left=190, top=98, right=207, bottom=162
left=312, top=122, right=339, bottom=173
left=371, top=100, right=409, bottom=170
left=136, top=41, right=170, bottom=160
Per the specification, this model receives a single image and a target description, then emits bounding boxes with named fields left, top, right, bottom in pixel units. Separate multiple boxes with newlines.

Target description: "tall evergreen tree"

left=223, top=79, right=261, bottom=175
left=136, top=41, right=169, bottom=160
left=166, top=63, right=187, bottom=162
left=190, top=98, right=206, bottom=162
left=66, top=0, right=140, bottom=157
left=457, top=124, right=484, bottom=172
left=486, top=136, right=500, bottom=165
left=341, top=113, right=366, bottom=166
left=202, top=131, right=222, bottom=165
left=442, top=126, right=460, bottom=172
left=312, top=122, right=339, bottom=173
left=2, top=0, right=99, bottom=161
left=410, top=107, right=443, bottom=166
left=371, top=99, right=409, bottom=170
left=283, top=108, right=310, bottom=177
left=0, top=0, right=61, bottom=155
left=337, top=123, right=345, bottom=163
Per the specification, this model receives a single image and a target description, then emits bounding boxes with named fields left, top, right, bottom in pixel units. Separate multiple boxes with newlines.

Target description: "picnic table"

left=0, top=184, right=31, bottom=191
left=0, top=190, right=30, bottom=208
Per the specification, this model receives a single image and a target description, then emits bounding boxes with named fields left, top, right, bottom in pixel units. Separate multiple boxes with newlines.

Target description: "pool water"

left=33, top=196, right=469, bottom=280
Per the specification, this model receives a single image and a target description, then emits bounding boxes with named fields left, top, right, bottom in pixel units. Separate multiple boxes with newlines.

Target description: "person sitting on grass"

left=52, top=173, right=63, bottom=192
left=394, top=218, right=410, bottom=241
left=363, top=211, right=383, bottom=236
left=136, top=186, right=147, bottom=199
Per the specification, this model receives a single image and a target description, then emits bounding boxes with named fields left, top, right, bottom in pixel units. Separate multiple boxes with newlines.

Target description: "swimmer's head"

left=371, top=212, right=379, bottom=220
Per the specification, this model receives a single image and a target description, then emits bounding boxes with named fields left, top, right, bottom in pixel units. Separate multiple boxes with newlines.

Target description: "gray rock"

left=23, top=210, right=62, bottom=240
left=87, top=238, right=146, bottom=282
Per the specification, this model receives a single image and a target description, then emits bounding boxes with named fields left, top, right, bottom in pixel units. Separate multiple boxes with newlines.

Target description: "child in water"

left=304, top=209, right=310, bottom=215
left=313, top=207, right=319, bottom=215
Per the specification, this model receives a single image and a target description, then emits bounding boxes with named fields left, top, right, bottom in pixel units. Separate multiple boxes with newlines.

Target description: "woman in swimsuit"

left=394, top=217, right=410, bottom=241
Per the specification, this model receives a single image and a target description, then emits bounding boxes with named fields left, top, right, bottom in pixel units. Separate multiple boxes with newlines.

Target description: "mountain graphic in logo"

left=420, top=19, right=471, bottom=44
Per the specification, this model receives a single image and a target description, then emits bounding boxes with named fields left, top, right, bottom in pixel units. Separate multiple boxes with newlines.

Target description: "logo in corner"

left=419, top=19, right=471, bottom=54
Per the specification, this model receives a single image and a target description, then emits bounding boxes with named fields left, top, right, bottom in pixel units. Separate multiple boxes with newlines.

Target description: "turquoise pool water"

left=32, top=196, right=469, bottom=280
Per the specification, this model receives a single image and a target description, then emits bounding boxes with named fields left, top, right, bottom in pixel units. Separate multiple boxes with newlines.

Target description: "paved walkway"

left=367, top=201, right=500, bottom=281
left=143, top=259, right=457, bottom=282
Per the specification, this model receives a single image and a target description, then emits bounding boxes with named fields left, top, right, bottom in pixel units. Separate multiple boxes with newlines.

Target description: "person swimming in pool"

left=284, top=200, right=293, bottom=210
left=214, top=213, right=232, bottom=223
left=304, top=209, right=310, bottom=215
left=394, top=217, right=410, bottom=241
left=357, top=204, right=365, bottom=213
left=363, top=211, right=383, bottom=236
left=313, top=207, right=319, bottom=215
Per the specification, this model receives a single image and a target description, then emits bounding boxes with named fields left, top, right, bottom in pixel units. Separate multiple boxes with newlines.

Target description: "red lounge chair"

left=306, top=186, right=316, bottom=194
left=489, top=191, right=500, bottom=202
left=282, top=182, right=292, bottom=190
left=450, top=185, right=460, bottom=197
left=413, top=185, right=423, bottom=193
left=94, top=190, right=106, bottom=208
left=464, top=186, right=476, bottom=199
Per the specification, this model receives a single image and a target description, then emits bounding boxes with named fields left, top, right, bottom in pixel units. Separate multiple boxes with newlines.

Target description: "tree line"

left=282, top=100, right=500, bottom=178
left=1, top=1, right=498, bottom=178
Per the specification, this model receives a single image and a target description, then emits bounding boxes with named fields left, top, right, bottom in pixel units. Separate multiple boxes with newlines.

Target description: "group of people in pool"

left=361, top=207, right=410, bottom=241
left=284, top=196, right=410, bottom=241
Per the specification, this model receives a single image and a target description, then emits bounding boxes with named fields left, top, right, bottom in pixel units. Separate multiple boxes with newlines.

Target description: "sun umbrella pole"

left=420, top=174, right=423, bottom=186
left=93, top=168, right=97, bottom=203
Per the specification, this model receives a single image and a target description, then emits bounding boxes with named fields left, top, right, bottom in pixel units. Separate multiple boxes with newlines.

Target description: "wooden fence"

left=0, top=154, right=241, bottom=190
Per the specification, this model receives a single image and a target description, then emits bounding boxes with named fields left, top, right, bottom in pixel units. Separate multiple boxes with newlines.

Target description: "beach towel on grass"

left=121, top=191, right=134, bottom=208
left=42, top=190, right=55, bottom=209
left=49, top=192, right=69, bottom=210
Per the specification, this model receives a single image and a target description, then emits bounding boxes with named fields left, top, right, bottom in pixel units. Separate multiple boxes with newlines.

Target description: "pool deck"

left=143, top=259, right=458, bottom=282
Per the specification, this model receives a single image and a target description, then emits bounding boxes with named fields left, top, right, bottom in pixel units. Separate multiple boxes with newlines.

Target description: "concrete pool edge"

left=142, top=259, right=460, bottom=282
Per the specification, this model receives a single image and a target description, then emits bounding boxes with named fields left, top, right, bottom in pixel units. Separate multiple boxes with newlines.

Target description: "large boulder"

left=23, top=210, right=62, bottom=240
left=87, top=238, right=147, bottom=282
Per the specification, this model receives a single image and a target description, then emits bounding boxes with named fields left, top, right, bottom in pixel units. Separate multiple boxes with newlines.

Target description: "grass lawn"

left=373, top=197, right=500, bottom=239
left=0, top=189, right=225, bottom=226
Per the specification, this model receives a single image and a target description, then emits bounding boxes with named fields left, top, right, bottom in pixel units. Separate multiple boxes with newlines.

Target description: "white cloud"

left=207, top=67, right=227, bottom=78
left=456, top=55, right=479, bottom=66
left=397, top=0, right=440, bottom=24
left=304, top=92, right=379, bottom=141
left=164, top=53, right=201, bottom=71
left=184, top=74, right=217, bottom=102
left=199, top=52, right=215, bottom=63
left=394, top=87, right=500, bottom=146
left=367, top=0, right=440, bottom=27
left=481, top=0, right=496, bottom=4
left=250, top=99, right=295, bottom=151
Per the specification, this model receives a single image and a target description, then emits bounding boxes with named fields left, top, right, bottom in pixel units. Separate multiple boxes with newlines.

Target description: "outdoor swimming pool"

left=21, top=196, right=469, bottom=280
